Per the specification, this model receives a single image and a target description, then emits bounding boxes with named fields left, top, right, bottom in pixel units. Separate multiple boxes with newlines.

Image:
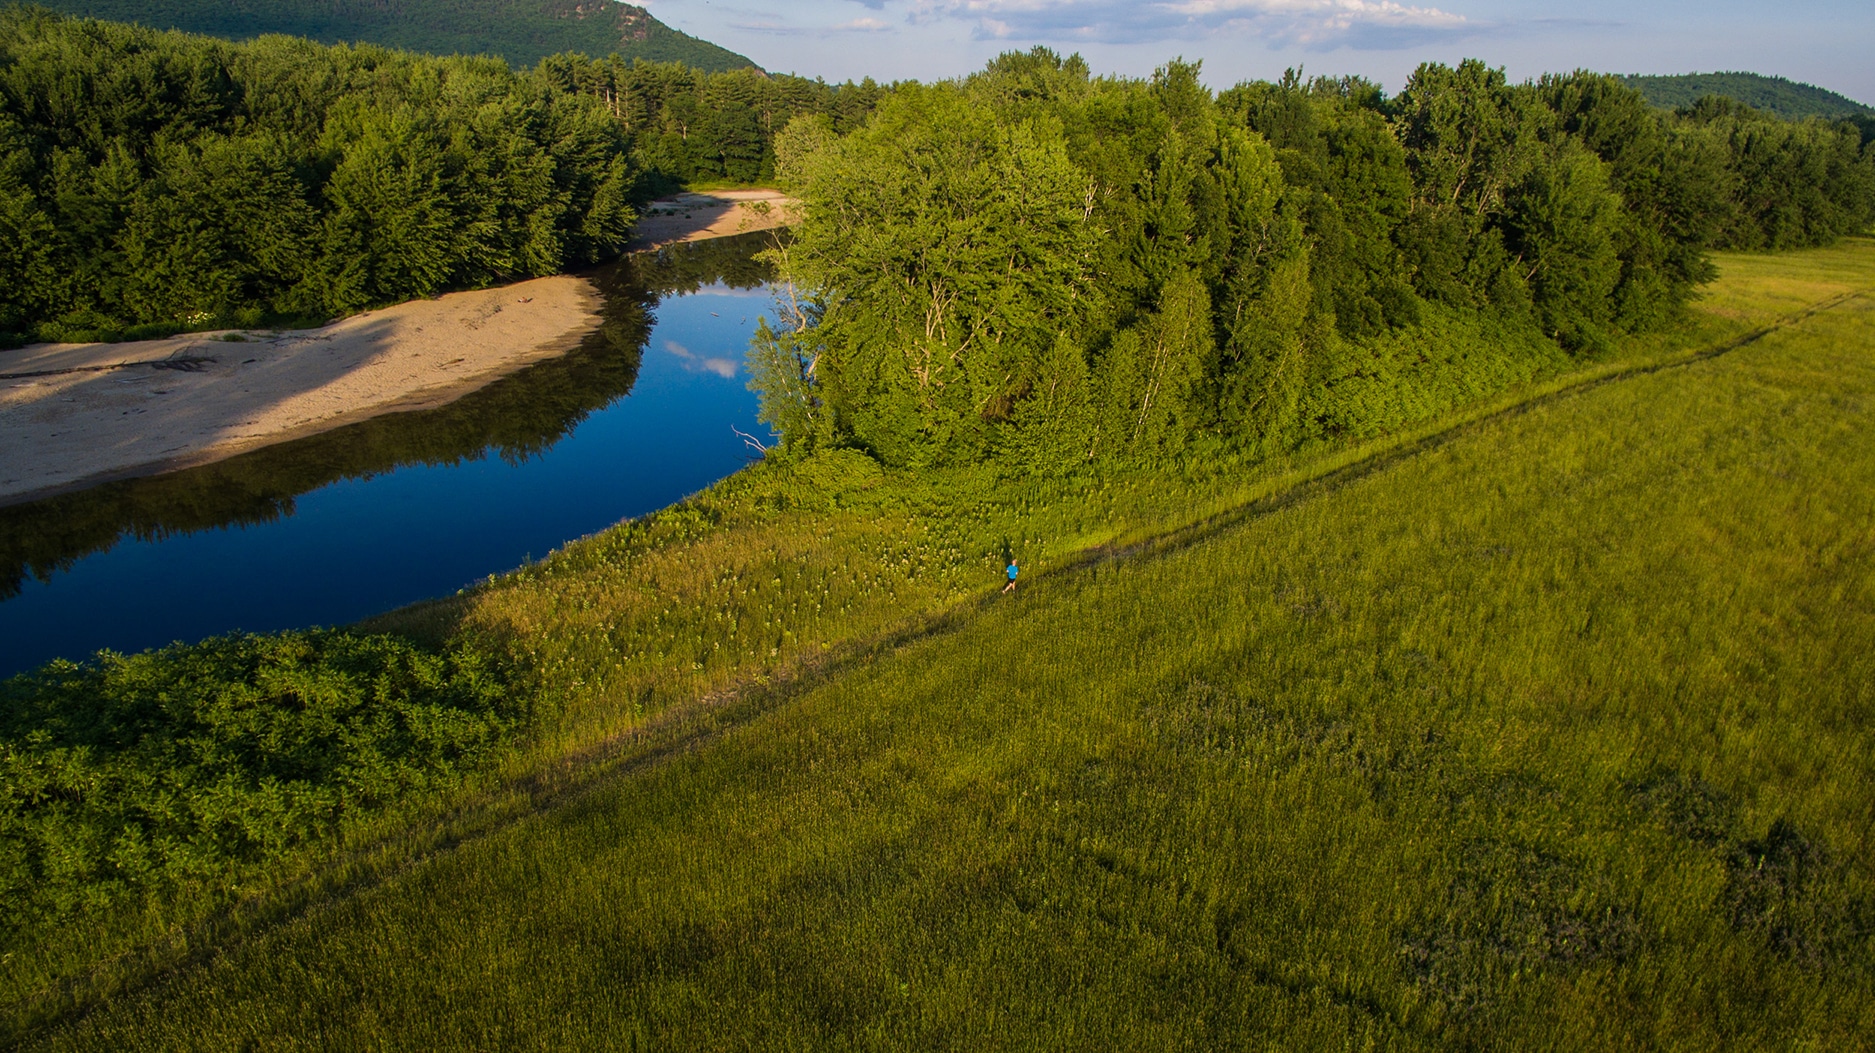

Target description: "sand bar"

left=0, top=275, right=602, bottom=506
left=625, top=189, right=799, bottom=251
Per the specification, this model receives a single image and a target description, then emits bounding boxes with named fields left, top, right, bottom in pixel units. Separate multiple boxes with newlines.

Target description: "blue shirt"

left=1007, top=563, right=1019, bottom=579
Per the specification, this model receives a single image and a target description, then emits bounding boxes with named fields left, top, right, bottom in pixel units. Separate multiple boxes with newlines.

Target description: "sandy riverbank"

left=0, top=275, right=602, bottom=506
left=0, top=190, right=801, bottom=507
left=625, top=189, right=799, bottom=251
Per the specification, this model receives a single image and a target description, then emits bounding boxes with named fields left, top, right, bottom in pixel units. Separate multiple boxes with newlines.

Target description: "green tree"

left=1122, top=267, right=1213, bottom=455
left=118, top=133, right=316, bottom=323
left=776, top=83, right=1099, bottom=466
left=1394, top=60, right=1547, bottom=313
left=311, top=108, right=459, bottom=312
left=0, top=116, right=58, bottom=335
left=1540, top=71, right=1720, bottom=329
left=1221, top=72, right=1418, bottom=339
left=1505, top=140, right=1624, bottom=353
left=996, top=331, right=1097, bottom=474
left=0, top=10, right=644, bottom=339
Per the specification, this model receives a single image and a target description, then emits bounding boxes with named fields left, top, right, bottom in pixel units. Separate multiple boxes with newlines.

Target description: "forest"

left=1623, top=70, right=1874, bottom=123
left=28, top=0, right=761, bottom=72
left=0, top=6, right=639, bottom=343
left=750, top=51, right=1875, bottom=472
left=534, top=53, right=888, bottom=191
left=0, top=6, right=881, bottom=344
left=5, top=8, right=1869, bottom=362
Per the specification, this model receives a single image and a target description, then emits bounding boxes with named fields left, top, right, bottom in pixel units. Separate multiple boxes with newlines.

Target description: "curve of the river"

left=0, top=233, right=781, bottom=679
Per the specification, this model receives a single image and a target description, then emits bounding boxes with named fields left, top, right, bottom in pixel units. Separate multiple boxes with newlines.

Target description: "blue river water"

left=0, top=238, right=778, bottom=678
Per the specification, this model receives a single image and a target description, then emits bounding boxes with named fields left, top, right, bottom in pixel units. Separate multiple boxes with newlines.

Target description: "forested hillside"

left=754, top=53, right=1875, bottom=472
left=1623, top=71, right=1872, bottom=121
left=25, top=0, right=759, bottom=71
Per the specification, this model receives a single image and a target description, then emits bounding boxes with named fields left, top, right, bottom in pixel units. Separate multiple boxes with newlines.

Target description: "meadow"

left=5, top=238, right=1870, bottom=1048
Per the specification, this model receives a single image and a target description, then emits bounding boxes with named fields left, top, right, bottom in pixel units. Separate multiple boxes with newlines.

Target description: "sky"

left=639, top=0, right=1875, bottom=103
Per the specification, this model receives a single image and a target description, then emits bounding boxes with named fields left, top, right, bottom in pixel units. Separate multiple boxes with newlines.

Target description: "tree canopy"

left=534, top=53, right=888, bottom=193
left=751, top=51, right=1875, bottom=471
left=0, top=7, right=892, bottom=343
left=0, top=6, right=637, bottom=342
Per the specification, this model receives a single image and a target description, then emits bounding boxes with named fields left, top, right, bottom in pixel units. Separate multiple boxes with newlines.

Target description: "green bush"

left=0, top=630, right=517, bottom=927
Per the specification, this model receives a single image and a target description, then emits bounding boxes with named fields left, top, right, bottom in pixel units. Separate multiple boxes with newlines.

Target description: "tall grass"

left=5, top=240, right=1874, bottom=1047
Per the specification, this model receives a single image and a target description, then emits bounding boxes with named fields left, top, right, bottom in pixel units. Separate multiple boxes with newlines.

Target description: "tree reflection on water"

left=0, top=232, right=781, bottom=600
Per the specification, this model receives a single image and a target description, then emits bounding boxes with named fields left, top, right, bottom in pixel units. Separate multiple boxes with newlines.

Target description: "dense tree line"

left=751, top=51, right=1875, bottom=470
left=536, top=53, right=888, bottom=191
left=0, top=6, right=637, bottom=343
left=1674, top=95, right=1875, bottom=249
left=0, top=8, right=885, bottom=344
left=3, top=5, right=1866, bottom=412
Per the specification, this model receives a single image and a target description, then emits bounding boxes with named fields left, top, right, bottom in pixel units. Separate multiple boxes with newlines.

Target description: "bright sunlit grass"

left=9, top=241, right=1874, bottom=1049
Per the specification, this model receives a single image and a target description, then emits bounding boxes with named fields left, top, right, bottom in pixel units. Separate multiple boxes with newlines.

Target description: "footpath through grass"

left=10, top=240, right=1875, bottom=1048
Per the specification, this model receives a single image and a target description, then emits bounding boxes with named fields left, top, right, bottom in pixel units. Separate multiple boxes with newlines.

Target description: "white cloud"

left=644, top=0, right=1875, bottom=102
left=730, top=7, right=897, bottom=35
left=907, top=0, right=1472, bottom=49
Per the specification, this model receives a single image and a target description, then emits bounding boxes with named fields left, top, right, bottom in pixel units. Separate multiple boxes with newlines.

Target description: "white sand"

left=626, top=189, right=800, bottom=251
left=0, top=275, right=601, bottom=505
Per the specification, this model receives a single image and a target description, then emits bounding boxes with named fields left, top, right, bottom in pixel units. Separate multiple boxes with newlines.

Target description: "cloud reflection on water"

left=662, top=338, right=739, bottom=379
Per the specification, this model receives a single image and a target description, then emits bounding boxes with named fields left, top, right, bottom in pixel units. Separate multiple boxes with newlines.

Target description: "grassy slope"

left=23, top=0, right=761, bottom=71
left=15, top=244, right=1873, bottom=1047
left=1621, top=71, right=1873, bottom=120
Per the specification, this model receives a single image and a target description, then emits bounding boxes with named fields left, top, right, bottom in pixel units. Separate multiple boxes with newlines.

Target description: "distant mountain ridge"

left=22, top=0, right=761, bottom=71
left=1621, top=71, right=1872, bottom=122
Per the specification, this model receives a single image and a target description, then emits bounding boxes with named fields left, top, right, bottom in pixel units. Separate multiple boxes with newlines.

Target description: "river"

left=0, top=233, right=780, bottom=679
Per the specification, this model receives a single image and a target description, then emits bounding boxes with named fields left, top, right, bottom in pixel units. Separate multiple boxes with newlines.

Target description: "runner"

left=1003, top=558, right=1019, bottom=594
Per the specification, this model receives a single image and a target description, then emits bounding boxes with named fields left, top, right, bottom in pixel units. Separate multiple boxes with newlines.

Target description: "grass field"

left=11, top=240, right=1875, bottom=1049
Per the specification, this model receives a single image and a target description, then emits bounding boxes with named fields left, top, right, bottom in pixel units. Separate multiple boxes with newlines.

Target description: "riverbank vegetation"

left=753, top=52, right=1875, bottom=472
left=0, top=232, right=773, bottom=601
left=537, top=55, right=888, bottom=192
left=4, top=237, right=1872, bottom=1049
